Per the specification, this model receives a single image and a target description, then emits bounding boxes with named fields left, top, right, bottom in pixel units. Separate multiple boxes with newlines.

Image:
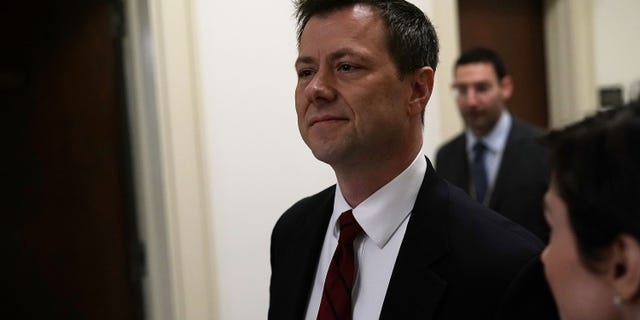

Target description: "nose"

left=541, top=246, right=549, bottom=264
left=304, top=67, right=336, bottom=105
left=457, top=89, right=479, bottom=108
left=463, top=89, right=479, bottom=105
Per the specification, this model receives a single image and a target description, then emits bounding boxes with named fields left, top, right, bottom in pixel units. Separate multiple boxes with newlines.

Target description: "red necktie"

left=317, top=210, right=363, bottom=320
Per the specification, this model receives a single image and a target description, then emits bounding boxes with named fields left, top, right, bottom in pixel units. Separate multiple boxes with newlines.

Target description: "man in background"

left=436, top=47, right=549, bottom=240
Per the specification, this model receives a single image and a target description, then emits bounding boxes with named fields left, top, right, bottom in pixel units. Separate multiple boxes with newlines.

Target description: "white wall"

left=592, top=0, right=640, bottom=102
left=194, top=2, right=327, bottom=318
left=193, top=0, right=449, bottom=318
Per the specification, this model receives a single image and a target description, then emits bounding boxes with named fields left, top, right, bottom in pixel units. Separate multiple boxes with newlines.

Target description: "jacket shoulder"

left=272, top=185, right=335, bottom=240
left=277, top=185, right=334, bottom=219
left=436, top=133, right=465, bottom=156
left=510, top=118, right=547, bottom=140
left=445, top=183, right=543, bottom=258
left=435, top=133, right=466, bottom=167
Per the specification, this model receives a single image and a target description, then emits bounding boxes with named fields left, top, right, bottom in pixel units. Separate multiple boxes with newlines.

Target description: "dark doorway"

left=2, top=0, right=144, bottom=319
left=458, top=0, right=549, bottom=127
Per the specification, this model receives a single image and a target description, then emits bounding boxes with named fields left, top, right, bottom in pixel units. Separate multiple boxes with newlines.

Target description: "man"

left=270, top=1, right=557, bottom=319
left=436, top=47, right=550, bottom=240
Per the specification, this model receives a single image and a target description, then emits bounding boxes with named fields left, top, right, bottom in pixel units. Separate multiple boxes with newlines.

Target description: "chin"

left=309, top=145, right=337, bottom=163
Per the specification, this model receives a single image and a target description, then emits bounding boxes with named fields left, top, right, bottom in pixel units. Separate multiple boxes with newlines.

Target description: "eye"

left=452, top=85, right=468, bottom=97
left=338, top=63, right=356, bottom=72
left=475, top=82, right=492, bottom=94
left=297, top=69, right=315, bottom=79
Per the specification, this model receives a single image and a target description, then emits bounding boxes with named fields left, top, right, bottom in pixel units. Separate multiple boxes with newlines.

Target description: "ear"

left=607, top=234, right=640, bottom=302
left=407, top=66, right=434, bottom=116
left=499, top=75, right=514, bottom=101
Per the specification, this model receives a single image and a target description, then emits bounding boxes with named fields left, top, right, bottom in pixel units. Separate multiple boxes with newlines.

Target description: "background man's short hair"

left=455, top=47, right=507, bottom=80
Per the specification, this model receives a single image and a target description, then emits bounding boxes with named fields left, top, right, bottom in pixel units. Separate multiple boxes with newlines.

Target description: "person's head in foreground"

left=294, top=0, right=437, bottom=191
left=542, top=101, right=640, bottom=320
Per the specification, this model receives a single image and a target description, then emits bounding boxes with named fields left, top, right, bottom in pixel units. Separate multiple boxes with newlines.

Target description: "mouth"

left=465, top=110, right=483, bottom=120
left=309, top=115, right=348, bottom=127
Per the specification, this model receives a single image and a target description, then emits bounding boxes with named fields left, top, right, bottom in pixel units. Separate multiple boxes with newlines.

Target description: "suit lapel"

left=456, top=135, right=471, bottom=194
left=489, top=119, right=524, bottom=208
left=451, top=136, right=471, bottom=192
left=379, top=160, right=450, bottom=319
left=283, top=189, right=335, bottom=319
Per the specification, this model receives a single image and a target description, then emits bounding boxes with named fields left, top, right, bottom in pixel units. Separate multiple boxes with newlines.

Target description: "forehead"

left=454, top=62, right=499, bottom=83
left=299, top=5, right=388, bottom=54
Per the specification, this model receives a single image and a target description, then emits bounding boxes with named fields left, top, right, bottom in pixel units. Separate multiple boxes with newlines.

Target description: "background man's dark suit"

left=435, top=118, right=550, bottom=240
left=269, top=160, right=557, bottom=320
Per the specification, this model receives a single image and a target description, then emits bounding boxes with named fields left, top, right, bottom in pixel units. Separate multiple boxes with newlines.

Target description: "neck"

left=334, top=140, right=422, bottom=208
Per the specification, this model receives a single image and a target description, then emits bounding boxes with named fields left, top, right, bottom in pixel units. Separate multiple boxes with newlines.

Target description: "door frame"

left=543, top=0, right=597, bottom=127
left=434, top=0, right=596, bottom=138
left=123, top=0, right=216, bottom=319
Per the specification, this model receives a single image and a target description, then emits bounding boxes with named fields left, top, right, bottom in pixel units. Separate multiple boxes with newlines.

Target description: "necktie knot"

left=338, top=210, right=363, bottom=244
left=473, top=141, right=487, bottom=160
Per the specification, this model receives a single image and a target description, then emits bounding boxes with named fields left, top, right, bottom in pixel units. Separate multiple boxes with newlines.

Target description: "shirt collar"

left=333, top=153, right=426, bottom=248
left=466, top=110, right=512, bottom=155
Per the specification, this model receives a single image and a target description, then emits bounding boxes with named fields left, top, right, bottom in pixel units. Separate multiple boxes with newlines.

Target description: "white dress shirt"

left=465, top=111, right=512, bottom=203
left=304, top=153, right=427, bottom=320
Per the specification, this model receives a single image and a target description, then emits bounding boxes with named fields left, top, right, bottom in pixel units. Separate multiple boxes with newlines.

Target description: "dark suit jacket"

left=435, top=118, right=550, bottom=241
left=269, top=159, right=558, bottom=319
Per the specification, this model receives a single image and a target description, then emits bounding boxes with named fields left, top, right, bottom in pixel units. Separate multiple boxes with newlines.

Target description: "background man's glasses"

left=452, top=82, right=494, bottom=99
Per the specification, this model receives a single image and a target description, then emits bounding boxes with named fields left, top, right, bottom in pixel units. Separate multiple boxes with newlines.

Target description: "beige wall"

left=593, top=0, right=640, bottom=102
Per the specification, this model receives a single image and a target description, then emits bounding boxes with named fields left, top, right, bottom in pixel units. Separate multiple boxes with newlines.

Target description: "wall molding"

left=124, top=0, right=215, bottom=319
left=432, top=0, right=464, bottom=143
left=544, top=0, right=597, bottom=128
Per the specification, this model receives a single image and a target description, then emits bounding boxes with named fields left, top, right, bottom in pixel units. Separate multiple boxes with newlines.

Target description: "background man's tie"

left=472, top=141, right=488, bottom=203
left=317, top=210, right=363, bottom=320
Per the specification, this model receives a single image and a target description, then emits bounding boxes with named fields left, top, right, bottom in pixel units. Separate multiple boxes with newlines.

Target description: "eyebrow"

left=329, top=48, right=363, bottom=61
left=295, top=48, right=367, bottom=67
left=452, top=80, right=492, bottom=87
left=295, top=55, right=315, bottom=67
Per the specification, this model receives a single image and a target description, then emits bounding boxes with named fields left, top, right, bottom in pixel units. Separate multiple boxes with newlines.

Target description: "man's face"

left=452, top=62, right=512, bottom=137
left=295, top=5, right=424, bottom=168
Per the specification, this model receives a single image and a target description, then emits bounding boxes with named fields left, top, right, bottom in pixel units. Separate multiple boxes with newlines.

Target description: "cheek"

left=543, top=239, right=579, bottom=314
left=294, top=91, right=307, bottom=119
left=543, top=241, right=615, bottom=320
left=542, top=242, right=569, bottom=295
left=294, top=86, right=304, bottom=106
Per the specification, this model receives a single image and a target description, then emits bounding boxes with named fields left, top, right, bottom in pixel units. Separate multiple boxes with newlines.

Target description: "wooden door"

left=458, top=0, right=549, bottom=127
left=2, top=0, right=144, bottom=319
